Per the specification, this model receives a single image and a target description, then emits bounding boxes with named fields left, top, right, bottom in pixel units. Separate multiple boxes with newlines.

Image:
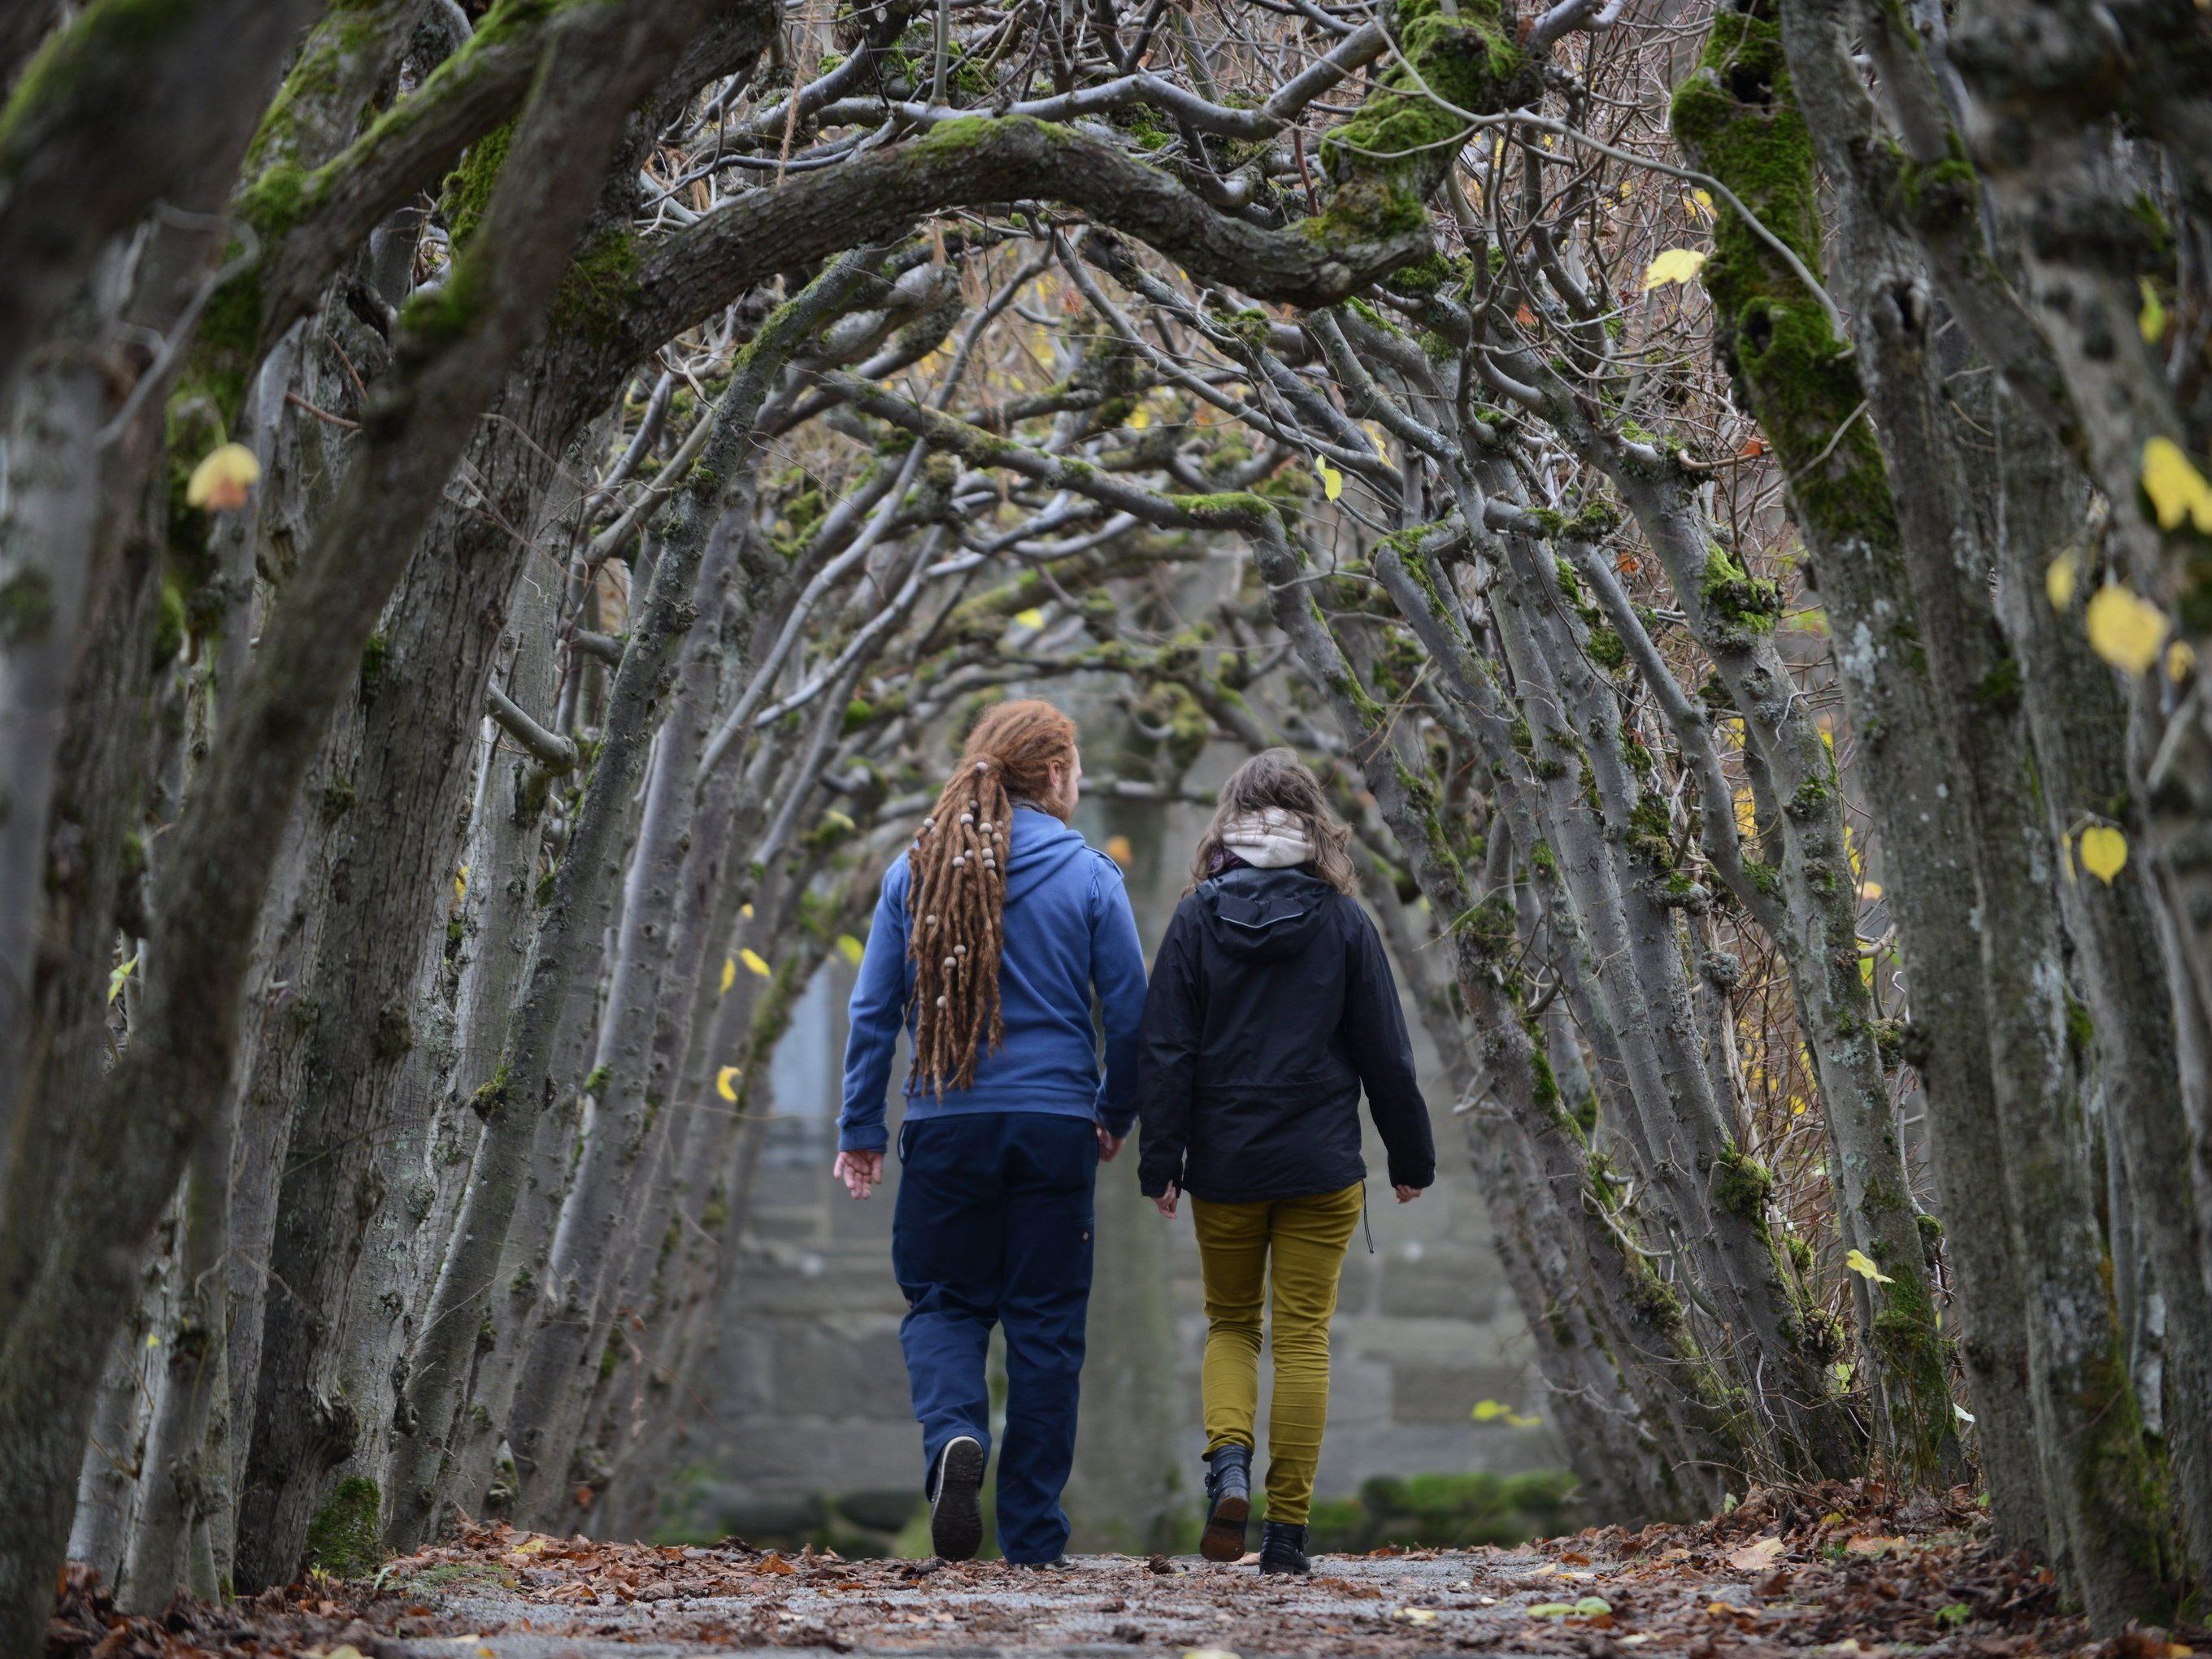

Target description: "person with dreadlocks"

left=835, top=699, right=1148, bottom=1567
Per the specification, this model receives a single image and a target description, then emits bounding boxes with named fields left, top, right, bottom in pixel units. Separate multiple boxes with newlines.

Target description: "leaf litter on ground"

left=46, top=1483, right=2201, bottom=1657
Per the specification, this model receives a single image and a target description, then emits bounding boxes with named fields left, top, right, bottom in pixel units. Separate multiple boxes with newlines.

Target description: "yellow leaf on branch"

left=1014, top=607, right=1046, bottom=629
left=1315, top=454, right=1343, bottom=502
left=1641, top=247, right=1707, bottom=290
left=2077, top=824, right=2128, bottom=884
left=2045, top=549, right=2078, bottom=612
left=2085, top=584, right=2169, bottom=675
left=716, top=1065, right=741, bottom=1102
left=719, top=957, right=736, bottom=995
left=185, top=442, right=262, bottom=512
left=1845, top=1248, right=1894, bottom=1284
left=2169, top=638, right=2197, bottom=682
left=740, top=947, right=772, bottom=978
left=2142, top=436, right=2212, bottom=532
left=2140, top=279, right=2168, bottom=345
left=836, top=933, right=865, bottom=966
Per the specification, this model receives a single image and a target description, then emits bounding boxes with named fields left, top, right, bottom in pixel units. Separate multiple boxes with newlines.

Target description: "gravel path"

left=398, top=1547, right=1581, bottom=1657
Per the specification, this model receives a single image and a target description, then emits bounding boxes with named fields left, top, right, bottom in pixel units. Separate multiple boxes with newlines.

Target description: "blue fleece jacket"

left=838, top=806, right=1149, bottom=1153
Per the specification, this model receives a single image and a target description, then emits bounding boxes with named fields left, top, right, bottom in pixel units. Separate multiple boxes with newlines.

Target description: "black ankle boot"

left=1258, top=1520, right=1310, bottom=1575
left=1199, top=1444, right=1251, bottom=1562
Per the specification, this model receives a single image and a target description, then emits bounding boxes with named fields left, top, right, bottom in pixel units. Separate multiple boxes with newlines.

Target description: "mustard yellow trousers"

left=1189, top=1180, right=1363, bottom=1525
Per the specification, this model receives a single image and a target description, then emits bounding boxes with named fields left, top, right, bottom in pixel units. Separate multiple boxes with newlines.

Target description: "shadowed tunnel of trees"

left=3, top=0, right=2212, bottom=1650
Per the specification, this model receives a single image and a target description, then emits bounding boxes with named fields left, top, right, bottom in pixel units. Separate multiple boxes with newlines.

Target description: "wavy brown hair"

left=1187, top=748, right=1357, bottom=895
left=906, top=699, right=1080, bottom=1093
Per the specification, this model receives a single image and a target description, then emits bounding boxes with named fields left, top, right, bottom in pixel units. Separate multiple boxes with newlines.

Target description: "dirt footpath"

left=50, top=1484, right=2163, bottom=1658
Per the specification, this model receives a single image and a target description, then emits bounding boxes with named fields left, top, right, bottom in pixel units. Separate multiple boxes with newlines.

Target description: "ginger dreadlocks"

left=906, top=700, right=1078, bottom=1093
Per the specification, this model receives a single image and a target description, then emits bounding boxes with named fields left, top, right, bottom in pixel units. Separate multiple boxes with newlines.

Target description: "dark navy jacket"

left=1132, top=865, right=1435, bottom=1203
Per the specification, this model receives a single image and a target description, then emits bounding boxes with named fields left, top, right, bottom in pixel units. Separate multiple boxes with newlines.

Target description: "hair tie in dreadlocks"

left=905, top=699, right=1078, bottom=1095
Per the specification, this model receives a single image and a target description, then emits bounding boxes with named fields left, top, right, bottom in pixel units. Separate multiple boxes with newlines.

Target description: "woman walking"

left=1135, top=750, right=1435, bottom=1574
left=836, top=700, right=1148, bottom=1566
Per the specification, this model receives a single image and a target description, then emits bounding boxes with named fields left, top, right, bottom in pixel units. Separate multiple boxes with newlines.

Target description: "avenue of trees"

left=1, top=0, right=2209, bottom=1647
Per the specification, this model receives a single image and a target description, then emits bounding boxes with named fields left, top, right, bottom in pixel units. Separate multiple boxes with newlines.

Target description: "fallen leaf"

left=1845, top=1535, right=1905, bottom=1556
left=1727, top=1536, right=1785, bottom=1571
left=1528, top=1602, right=1579, bottom=1617
left=758, top=1552, right=796, bottom=1574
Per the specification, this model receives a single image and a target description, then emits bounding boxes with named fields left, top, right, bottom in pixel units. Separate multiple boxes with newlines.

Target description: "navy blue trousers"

left=893, top=1113, right=1097, bottom=1564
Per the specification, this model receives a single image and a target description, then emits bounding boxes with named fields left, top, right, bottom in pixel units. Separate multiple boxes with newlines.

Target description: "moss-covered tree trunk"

left=1683, top=0, right=2177, bottom=1622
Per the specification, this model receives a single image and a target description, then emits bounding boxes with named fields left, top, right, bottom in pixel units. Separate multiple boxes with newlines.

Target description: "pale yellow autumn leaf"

left=1128, top=405, right=1151, bottom=430
left=2078, top=824, right=2128, bottom=884
left=2142, top=436, right=2212, bottom=532
left=1014, top=607, right=1046, bottom=628
left=186, top=442, right=262, bottom=512
left=2170, top=638, right=2197, bottom=681
left=740, top=947, right=771, bottom=978
left=741, top=902, right=754, bottom=919
left=836, top=933, right=865, bottom=966
left=2140, top=280, right=2168, bottom=345
left=2086, top=584, right=2169, bottom=675
left=107, top=953, right=138, bottom=1005
left=2045, top=549, right=2078, bottom=611
left=1315, top=455, right=1344, bottom=502
left=715, top=1065, right=742, bottom=1102
left=1845, top=1248, right=1894, bottom=1284
left=1642, top=247, right=1707, bottom=290
left=719, top=957, right=736, bottom=995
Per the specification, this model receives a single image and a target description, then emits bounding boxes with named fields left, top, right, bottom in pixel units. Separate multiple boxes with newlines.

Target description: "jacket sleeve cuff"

left=1387, top=1160, right=1436, bottom=1190
left=1138, top=1161, right=1179, bottom=1198
left=839, top=1122, right=889, bottom=1153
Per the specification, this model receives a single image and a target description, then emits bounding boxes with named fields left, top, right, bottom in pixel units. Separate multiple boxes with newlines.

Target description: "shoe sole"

left=1199, top=1491, right=1249, bottom=1562
left=931, top=1437, right=985, bottom=1561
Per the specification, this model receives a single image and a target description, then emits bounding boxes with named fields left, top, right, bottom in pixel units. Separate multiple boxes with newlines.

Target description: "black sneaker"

left=1200, top=1444, right=1252, bottom=1563
left=929, top=1435, right=984, bottom=1561
left=1258, top=1520, right=1309, bottom=1575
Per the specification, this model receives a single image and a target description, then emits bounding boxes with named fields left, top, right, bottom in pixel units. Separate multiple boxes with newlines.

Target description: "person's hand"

left=1393, top=1183, right=1423, bottom=1204
left=1154, top=1183, right=1180, bottom=1219
left=1097, top=1126, right=1127, bottom=1161
left=834, top=1149, right=884, bottom=1200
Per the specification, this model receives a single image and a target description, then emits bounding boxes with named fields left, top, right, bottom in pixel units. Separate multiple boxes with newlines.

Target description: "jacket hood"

left=1003, top=805, right=1093, bottom=903
left=1195, top=865, right=1333, bottom=962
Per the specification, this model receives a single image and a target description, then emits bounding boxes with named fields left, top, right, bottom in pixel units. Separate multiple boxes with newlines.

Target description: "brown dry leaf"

left=1846, top=1535, right=1906, bottom=1557
left=1727, top=1536, right=1785, bottom=1572
left=757, top=1552, right=797, bottom=1574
